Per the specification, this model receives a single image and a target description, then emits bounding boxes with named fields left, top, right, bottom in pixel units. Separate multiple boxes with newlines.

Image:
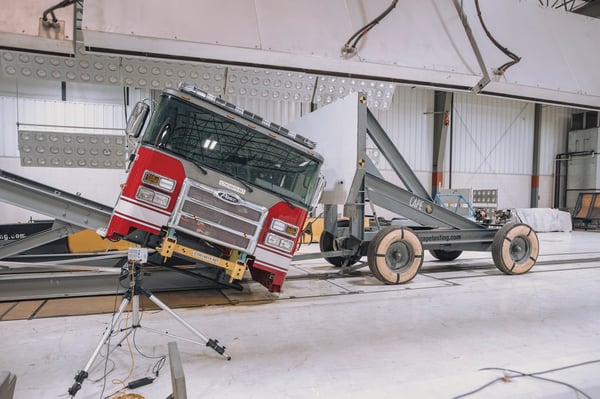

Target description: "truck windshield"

left=142, top=95, right=322, bottom=208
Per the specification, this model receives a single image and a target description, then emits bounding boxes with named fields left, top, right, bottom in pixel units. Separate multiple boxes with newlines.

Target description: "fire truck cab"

left=102, top=82, right=325, bottom=292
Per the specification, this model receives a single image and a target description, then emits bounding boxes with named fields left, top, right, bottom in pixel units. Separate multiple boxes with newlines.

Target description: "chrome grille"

left=188, top=186, right=262, bottom=221
left=181, top=201, right=257, bottom=235
left=178, top=216, right=250, bottom=249
left=170, top=179, right=267, bottom=253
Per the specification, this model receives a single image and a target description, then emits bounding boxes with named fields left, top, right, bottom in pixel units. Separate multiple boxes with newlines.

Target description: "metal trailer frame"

left=294, top=95, right=539, bottom=284
left=0, top=169, right=113, bottom=259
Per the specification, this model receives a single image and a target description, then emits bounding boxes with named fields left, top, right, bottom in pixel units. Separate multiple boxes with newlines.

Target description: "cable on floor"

left=451, top=359, right=600, bottom=399
left=110, top=312, right=136, bottom=389
left=131, top=304, right=167, bottom=378
left=97, top=267, right=129, bottom=399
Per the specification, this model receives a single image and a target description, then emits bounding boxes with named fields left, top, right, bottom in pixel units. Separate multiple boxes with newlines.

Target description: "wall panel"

left=371, top=86, right=434, bottom=173
left=451, top=93, right=535, bottom=176
left=446, top=93, right=535, bottom=208
left=539, top=105, right=572, bottom=176
left=226, top=95, right=303, bottom=127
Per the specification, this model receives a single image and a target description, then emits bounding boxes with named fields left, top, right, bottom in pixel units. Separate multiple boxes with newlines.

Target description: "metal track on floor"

left=3, top=249, right=600, bottom=302
left=0, top=258, right=221, bottom=301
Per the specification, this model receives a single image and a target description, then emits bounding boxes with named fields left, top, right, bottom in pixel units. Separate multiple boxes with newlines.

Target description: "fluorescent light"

left=18, top=130, right=126, bottom=169
left=1, top=49, right=395, bottom=109
left=313, top=76, right=396, bottom=110
left=226, top=67, right=316, bottom=103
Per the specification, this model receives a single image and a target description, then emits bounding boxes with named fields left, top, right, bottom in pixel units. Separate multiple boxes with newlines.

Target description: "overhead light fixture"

left=202, top=139, right=218, bottom=150
left=1, top=44, right=121, bottom=86
left=313, top=76, right=396, bottom=110
left=225, top=67, right=316, bottom=103
left=18, top=130, right=126, bottom=169
left=1, top=49, right=396, bottom=109
left=121, top=58, right=226, bottom=93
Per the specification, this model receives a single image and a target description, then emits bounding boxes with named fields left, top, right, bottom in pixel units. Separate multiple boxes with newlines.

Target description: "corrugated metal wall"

left=225, top=95, right=303, bottom=126
left=450, top=93, right=535, bottom=175
left=0, top=96, right=125, bottom=157
left=371, top=86, right=434, bottom=172
left=0, top=77, right=578, bottom=213
left=447, top=93, right=536, bottom=208
left=539, top=105, right=571, bottom=176
left=0, top=96, right=18, bottom=158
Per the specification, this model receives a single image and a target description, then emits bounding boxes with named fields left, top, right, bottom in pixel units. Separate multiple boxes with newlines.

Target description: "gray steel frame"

left=319, top=94, right=498, bottom=261
left=0, top=169, right=113, bottom=259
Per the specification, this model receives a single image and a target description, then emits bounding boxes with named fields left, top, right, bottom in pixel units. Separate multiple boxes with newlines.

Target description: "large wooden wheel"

left=319, top=219, right=361, bottom=267
left=492, top=223, right=539, bottom=275
left=367, top=227, right=423, bottom=284
left=429, top=249, right=463, bottom=261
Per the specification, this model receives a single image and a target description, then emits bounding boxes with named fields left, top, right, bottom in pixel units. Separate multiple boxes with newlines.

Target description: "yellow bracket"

left=158, top=237, right=247, bottom=282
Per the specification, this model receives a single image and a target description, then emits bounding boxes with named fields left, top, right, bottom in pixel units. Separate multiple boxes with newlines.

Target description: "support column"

left=530, top=103, right=542, bottom=208
left=431, top=91, right=453, bottom=197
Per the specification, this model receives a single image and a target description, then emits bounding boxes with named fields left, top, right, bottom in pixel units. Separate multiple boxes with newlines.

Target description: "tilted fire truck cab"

left=103, top=83, right=325, bottom=292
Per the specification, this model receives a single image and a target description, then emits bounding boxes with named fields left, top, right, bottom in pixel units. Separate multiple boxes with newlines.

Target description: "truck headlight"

left=265, top=233, right=294, bottom=253
left=136, top=186, right=170, bottom=208
left=270, top=219, right=299, bottom=237
left=142, top=170, right=176, bottom=192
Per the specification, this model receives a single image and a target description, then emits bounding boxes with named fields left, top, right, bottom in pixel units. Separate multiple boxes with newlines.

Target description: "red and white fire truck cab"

left=102, top=82, right=325, bottom=292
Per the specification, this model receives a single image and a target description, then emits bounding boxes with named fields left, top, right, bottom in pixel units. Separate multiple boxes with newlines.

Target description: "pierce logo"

left=217, top=191, right=239, bottom=204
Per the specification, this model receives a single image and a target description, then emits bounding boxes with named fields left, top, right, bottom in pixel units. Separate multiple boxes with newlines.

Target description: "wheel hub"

left=387, top=241, right=412, bottom=271
left=510, top=236, right=530, bottom=263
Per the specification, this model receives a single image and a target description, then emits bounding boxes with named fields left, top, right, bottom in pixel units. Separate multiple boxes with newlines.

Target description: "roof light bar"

left=178, top=82, right=317, bottom=150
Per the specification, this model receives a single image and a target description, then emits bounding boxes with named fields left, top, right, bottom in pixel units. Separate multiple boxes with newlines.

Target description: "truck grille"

left=169, top=179, right=267, bottom=253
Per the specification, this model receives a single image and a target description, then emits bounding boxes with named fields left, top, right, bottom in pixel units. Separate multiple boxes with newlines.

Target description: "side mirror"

left=126, top=102, right=150, bottom=138
left=309, top=175, right=326, bottom=211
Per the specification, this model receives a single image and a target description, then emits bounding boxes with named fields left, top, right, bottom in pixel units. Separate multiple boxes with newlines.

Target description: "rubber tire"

left=491, top=222, right=539, bottom=275
left=319, top=219, right=361, bottom=267
left=367, top=227, right=423, bottom=284
left=429, top=249, right=463, bottom=261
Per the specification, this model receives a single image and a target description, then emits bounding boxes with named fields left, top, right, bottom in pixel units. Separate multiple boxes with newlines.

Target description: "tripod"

left=68, top=248, right=230, bottom=397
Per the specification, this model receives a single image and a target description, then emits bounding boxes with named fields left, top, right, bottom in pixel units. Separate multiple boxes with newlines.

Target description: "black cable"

left=483, top=368, right=591, bottom=399
left=341, top=0, right=398, bottom=57
left=131, top=296, right=167, bottom=378
left=131, top=328, right=167, bottom=377
left=452, top=359, right=600, bottom=399
left=97, top=270, right=127, bottom=399
left=42, top=0, right=75, bottom=27
left=474, top=0, right=521, bottom=74
left=452, top=376, right=506, bottom=399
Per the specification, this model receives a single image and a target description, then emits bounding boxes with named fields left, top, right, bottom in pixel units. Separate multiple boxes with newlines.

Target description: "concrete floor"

left=1, top=231, right=599, bottom=399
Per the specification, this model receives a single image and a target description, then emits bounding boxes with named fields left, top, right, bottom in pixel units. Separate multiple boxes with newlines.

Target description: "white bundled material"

left=514, top=208, right=572, bottom=232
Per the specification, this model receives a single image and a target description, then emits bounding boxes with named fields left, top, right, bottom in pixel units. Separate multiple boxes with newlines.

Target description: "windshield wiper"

left=279, top=194, right=296, bottom=209
left=189, top=159, right=208, bottom=175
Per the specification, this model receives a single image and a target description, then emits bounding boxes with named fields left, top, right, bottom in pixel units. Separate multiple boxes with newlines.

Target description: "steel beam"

left=0, top=169, right=112, bottom=231
left=0, top=221, right=82, bottom=259
left=365, top=172, right=486, bottom=230
left=530, top=103, right=542, bottom=207
left=0, top=264, right=220, bottom=301
left=431, top=91, right=453, bottom=196
left=366, top=110, right=432, bottom=201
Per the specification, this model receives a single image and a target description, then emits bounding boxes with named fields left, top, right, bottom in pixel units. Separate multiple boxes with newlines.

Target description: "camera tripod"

left=68, top=248, right=230, bottom=397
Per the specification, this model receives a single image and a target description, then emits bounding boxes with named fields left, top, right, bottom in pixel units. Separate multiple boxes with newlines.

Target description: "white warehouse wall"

left=0, top=78, right=129, bottom=223
left=447, top=93, right=535, bottom=209
left=539, top=105, right=572, bottom=208
left=371, top=86, right=434, bottom=193
left=0, top=77, right=305, bottom=223
left=0, top=75, right=577, bottom=224
left=445, top=92, right=575, bottom=209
